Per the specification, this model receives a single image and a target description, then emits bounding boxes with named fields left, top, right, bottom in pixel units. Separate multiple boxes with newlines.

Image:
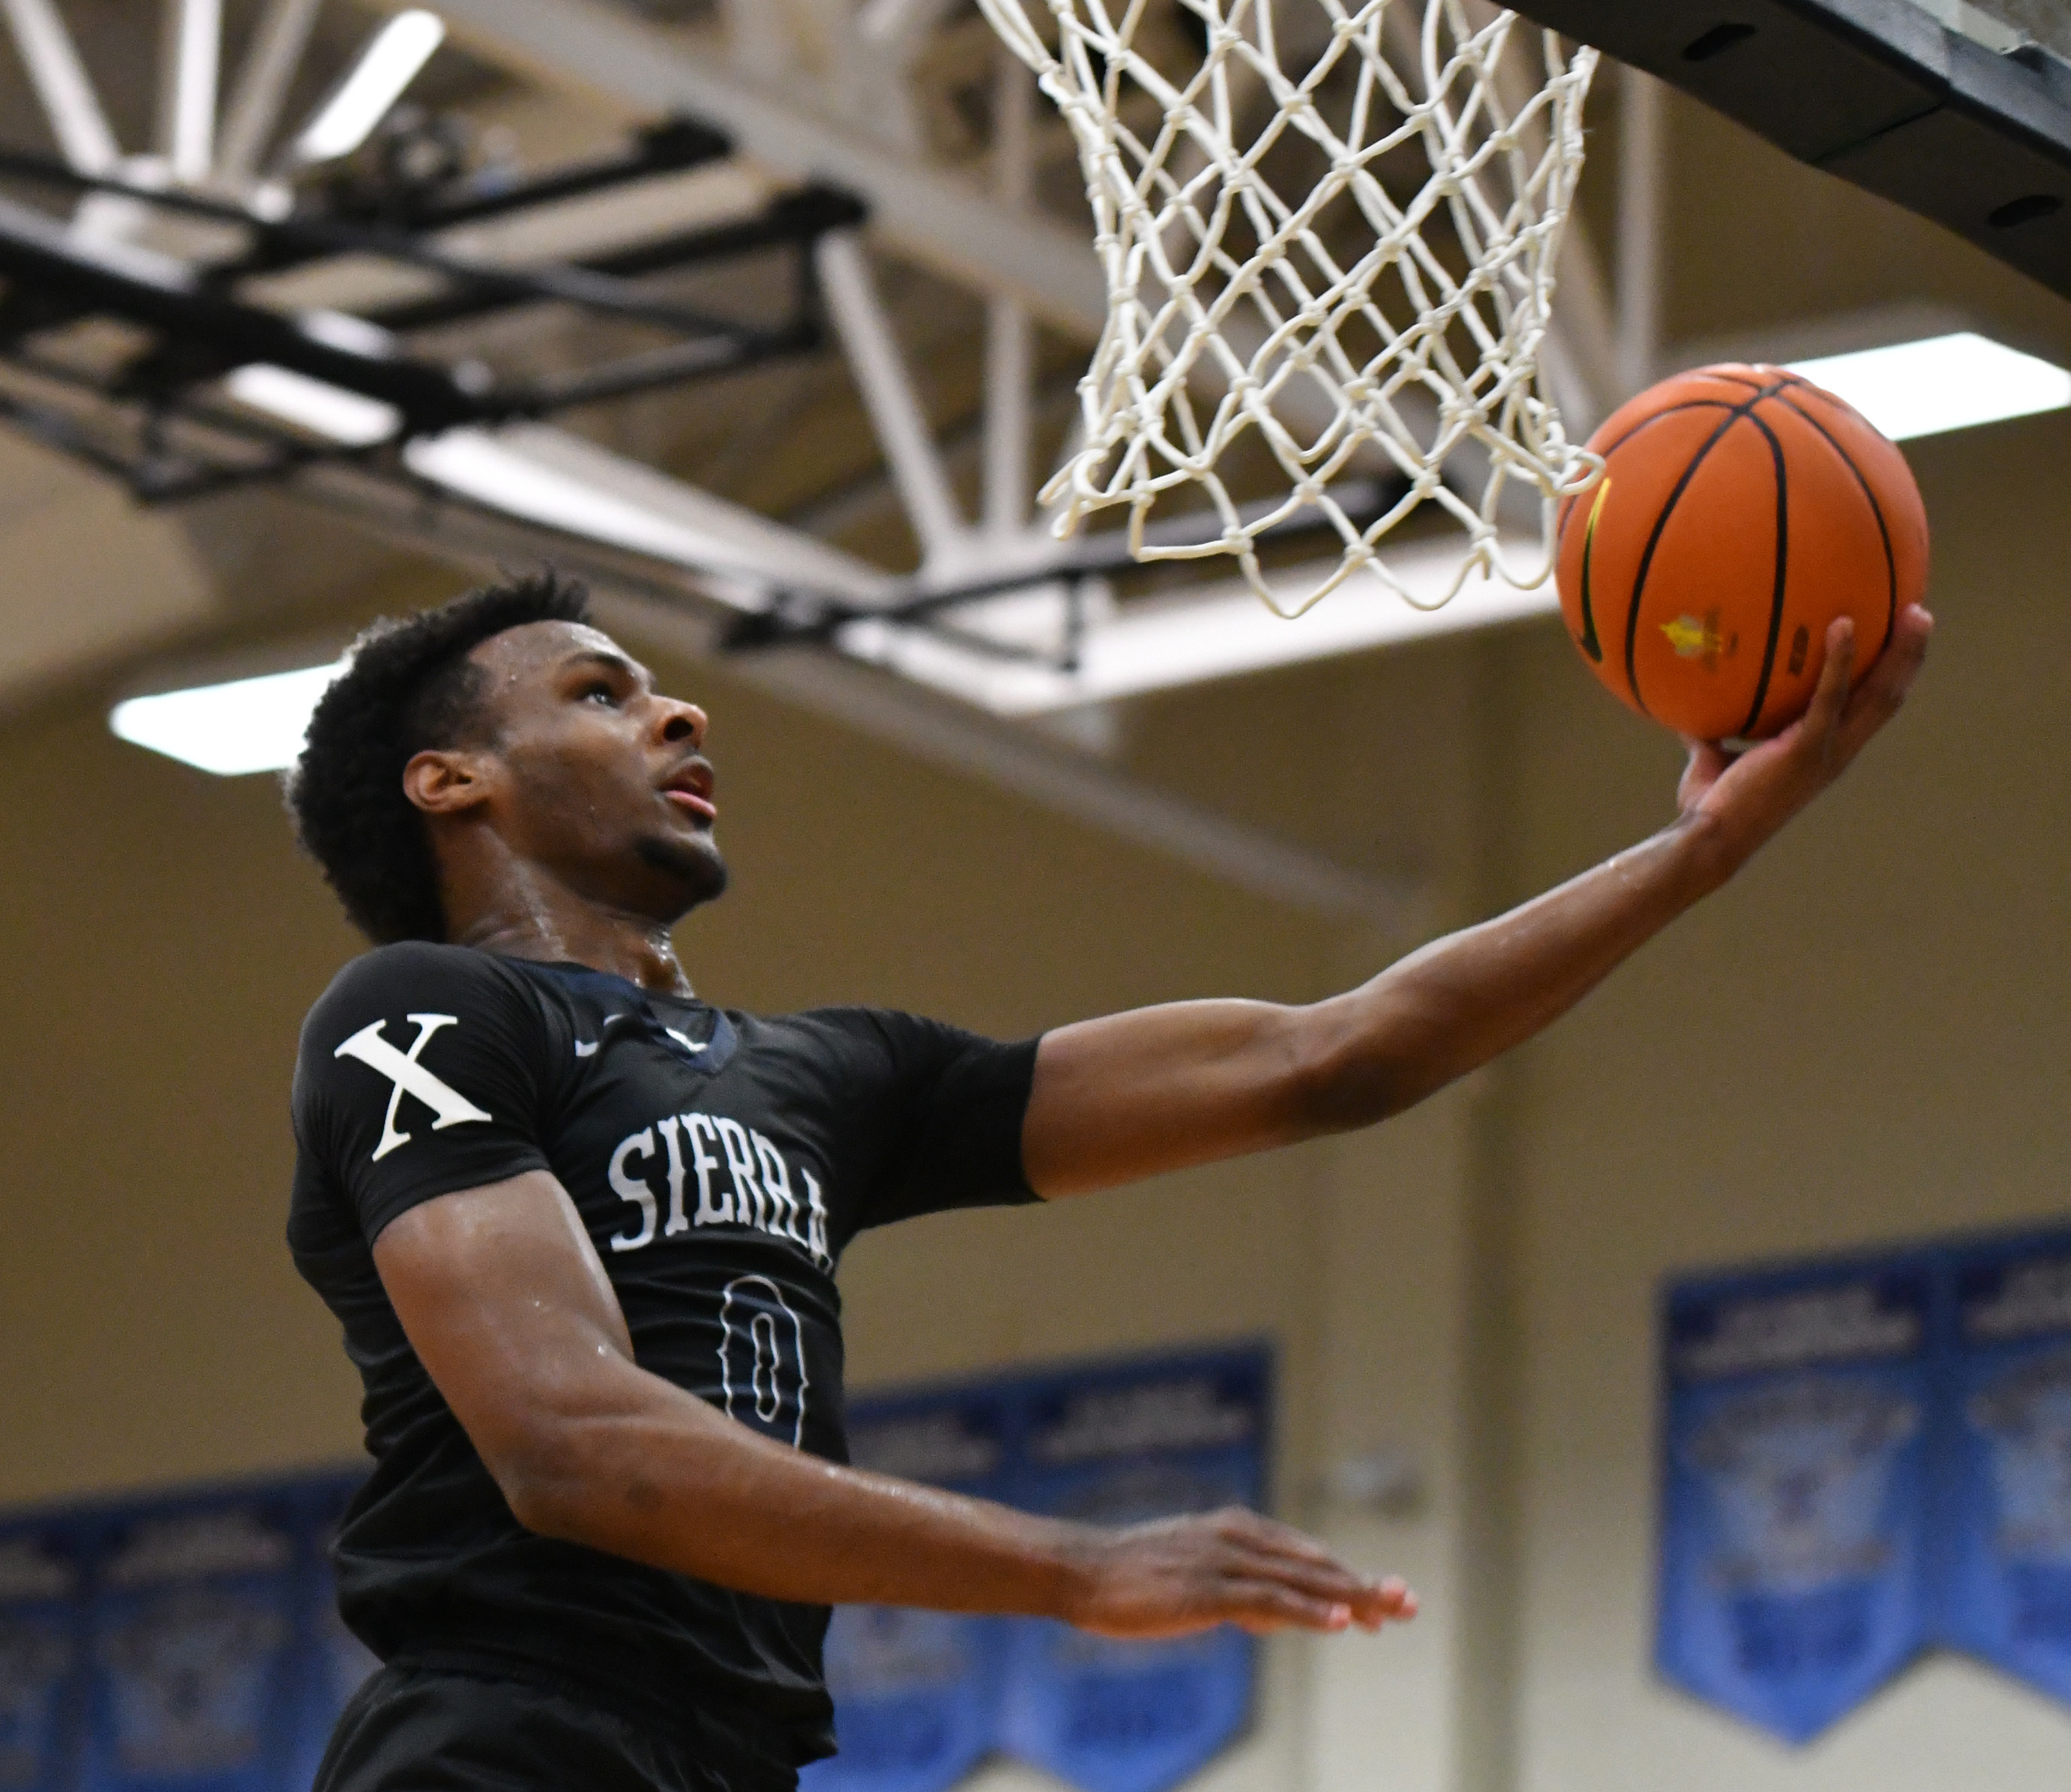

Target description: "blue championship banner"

left=82, top=1493, right=305, bottom=1792
left=807, top=1343, right=1271, bottom=1792
left=0, top=1472, right=372, bottom=1792
left=997, top=1348, right=1269, bottom=1792
left=1658, top=1259, right=1935, bottom=1742
left=0, top=1516, right=86, bottom=1792
left=1936, top=1230, right=2071, bottom=1700
left=804, top=1388, right=1013, bottom=1792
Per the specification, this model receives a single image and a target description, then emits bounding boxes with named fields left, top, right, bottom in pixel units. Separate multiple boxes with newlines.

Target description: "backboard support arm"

left=1519, top=0, right=2071, bottom=303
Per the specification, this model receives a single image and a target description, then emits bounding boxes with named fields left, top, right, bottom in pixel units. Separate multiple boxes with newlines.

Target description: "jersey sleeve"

left=292, top=943, right=556, bottom=1244
left=845, top=1011, right=1041, bottom=1232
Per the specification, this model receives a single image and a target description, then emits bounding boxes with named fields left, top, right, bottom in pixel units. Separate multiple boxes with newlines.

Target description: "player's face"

left=466, top=621, right=726, bottom=920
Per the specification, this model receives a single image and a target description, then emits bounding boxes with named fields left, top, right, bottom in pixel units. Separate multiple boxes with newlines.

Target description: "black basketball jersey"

left=287, top=942, right=1040, bottom=1764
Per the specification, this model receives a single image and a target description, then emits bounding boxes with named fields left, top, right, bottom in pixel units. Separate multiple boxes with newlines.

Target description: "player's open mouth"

left=661, top=762, right=717, bottom=823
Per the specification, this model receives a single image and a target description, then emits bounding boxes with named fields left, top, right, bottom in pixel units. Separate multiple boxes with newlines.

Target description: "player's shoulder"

left=750, top=1003, right=910, bottom=1048
left=299, top=942, right=547, bottom=1057
left=306, top=939, right=534, bottom=1006
left=746, top=1004, right=996, bottom=1076
left=714, top=1004, right=902, bottom=1071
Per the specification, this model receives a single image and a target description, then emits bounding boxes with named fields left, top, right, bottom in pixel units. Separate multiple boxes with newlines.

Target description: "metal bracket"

left=1520, top=0, right=2071, bottom=301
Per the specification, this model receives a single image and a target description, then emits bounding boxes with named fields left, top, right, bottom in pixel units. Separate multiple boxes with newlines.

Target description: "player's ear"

left=403, top=747, right=498, bottom=816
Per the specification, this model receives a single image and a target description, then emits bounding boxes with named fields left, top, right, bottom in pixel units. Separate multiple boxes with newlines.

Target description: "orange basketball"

left=1555, top=364, right=1930, bottom=740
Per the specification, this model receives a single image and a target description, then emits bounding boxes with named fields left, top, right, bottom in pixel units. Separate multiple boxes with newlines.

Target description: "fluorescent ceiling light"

left=223, top=364, right=400, bottom=445
left=842, top=536, right=1561, bottom=714
left=110, top=661, right=344, bottom=776
left=404, top=429, right=752, bottom=567
left=402, top=424, right=888, bottom=602
left=1787, top=332, right=2071, bottom=441
left=289, top=10, right=445, bottom=167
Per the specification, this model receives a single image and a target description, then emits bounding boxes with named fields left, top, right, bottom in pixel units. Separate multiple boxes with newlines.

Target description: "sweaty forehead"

left=468, top=620, right=635, bottom=688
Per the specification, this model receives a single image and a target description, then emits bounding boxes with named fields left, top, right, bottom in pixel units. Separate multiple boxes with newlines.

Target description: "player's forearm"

left=504, top=1364, right=1088, bottom=1615
left=510, top=1374, right=1410, bottom=1639
left=1024, top=812, right=1738, bottom=1194
left=1295, top=808, right=1736, bottom=1125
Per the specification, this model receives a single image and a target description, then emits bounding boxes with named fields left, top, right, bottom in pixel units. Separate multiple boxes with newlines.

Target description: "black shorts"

left=314, top=1664, right=802, bottom=1792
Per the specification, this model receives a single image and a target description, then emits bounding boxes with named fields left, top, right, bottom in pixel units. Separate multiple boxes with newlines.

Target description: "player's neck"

left=443, top=864, right=694, bottom=996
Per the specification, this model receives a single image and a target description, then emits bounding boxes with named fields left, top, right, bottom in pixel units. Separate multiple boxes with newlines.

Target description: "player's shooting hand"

left=1061, top=1506, right=1415, bottom=1640
left=1674, top=603, right=1933, bottom=870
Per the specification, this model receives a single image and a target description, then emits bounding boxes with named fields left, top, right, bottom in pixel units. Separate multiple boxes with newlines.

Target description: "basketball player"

left=285, top=571, right=1929, bottom=1792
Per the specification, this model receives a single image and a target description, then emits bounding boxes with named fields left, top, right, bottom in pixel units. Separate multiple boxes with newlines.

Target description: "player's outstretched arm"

left=1024, top=608, right=1931, bottom=1198
left=373, top=1170, right=1415, bottom=1635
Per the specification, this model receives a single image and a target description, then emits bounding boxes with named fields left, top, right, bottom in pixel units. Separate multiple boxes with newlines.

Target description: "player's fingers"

left=1217, top=1579, right=1355, bottom=1634
left=1216, top=1543, right=1415, bottom=1631
left=1224, top=1574, right=1418, bottom=1634
left=1210, top=1507, right=1343, bottom=1567
left=1206, top=1515, right=1403, bottom=1607
left=1803, top=616, right=1855, bottom=748
left=1676, top=737, right=1729, bottom=808
left=1218, top=1543, right=1382, bottom=1606
left=1776, top=615, right=1854, bottom=779
left=1208, top=1516, right=1379, bottom=1585
left=1346, top=1577, right=1418, bottom=1630
left=1207, top=1515, right=1418, bottom=1615
left=1839, top=603, right=1932, bottom=753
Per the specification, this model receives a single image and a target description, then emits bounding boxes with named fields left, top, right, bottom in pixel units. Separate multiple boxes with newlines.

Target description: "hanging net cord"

left=979, top=0, right=1604, bottom=616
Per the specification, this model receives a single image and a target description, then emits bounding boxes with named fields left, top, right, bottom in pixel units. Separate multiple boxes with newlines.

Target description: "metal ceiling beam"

left=1614, top=65, right=1667, bottom=395
left=0, top=153, right=797, bottom=345
left=396, top=120, right=732, bottom=229
left=984, top=46, right=1036, bottom=537
left=393, top=0, right=1108, bottom=336
left=355, top=185, right=856, bottom=333
left=0, top=195, right=485, bottom=429
left=1, top=0, right=120, bottom=173
left=238, top=162, right=778, bottom=318
left=218, top=0, right=323, bottom=180
left=814, top=231, right=968, bottom=568
left=159, top=0, right=222, bottom=183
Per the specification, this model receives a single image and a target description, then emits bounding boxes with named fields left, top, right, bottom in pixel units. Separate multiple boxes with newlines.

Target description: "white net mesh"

left=977, top=0, right=1603, bottom=615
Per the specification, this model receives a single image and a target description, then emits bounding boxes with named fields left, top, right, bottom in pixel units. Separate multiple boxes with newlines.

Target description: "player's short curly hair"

left=286, top=570, right=594, bottom=944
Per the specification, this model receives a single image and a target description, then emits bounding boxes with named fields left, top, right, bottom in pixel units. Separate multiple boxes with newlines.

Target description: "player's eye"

left=582, top=682, right=619, bottom=706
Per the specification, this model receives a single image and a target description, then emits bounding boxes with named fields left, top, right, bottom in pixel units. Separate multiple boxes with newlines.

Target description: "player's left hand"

left=1674, top=603, right=1932, bottom=868
left=1059, top=1506, right=1416, bottom=1639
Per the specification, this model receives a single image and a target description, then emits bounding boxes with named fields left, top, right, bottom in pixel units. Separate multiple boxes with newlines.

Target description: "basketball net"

left=976, top=0, right=1604, bottom=615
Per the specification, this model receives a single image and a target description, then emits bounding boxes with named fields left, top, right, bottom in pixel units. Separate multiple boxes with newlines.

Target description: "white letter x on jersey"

left=334, top=1014, right=493, bottom=1161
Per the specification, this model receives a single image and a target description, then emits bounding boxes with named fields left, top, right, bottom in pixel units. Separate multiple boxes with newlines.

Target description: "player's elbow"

left=481, top=1426, right=584, bottom=1539
left=479, top=1406, right=629, bottom=1545
left=1283, top=999, right=1431, bottom=1134
left=496, top=1457, right=585, bottom=1542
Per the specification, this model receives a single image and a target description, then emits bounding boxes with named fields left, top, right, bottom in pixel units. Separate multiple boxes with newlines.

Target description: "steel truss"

left=0, top=146, right=861, bottom=483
